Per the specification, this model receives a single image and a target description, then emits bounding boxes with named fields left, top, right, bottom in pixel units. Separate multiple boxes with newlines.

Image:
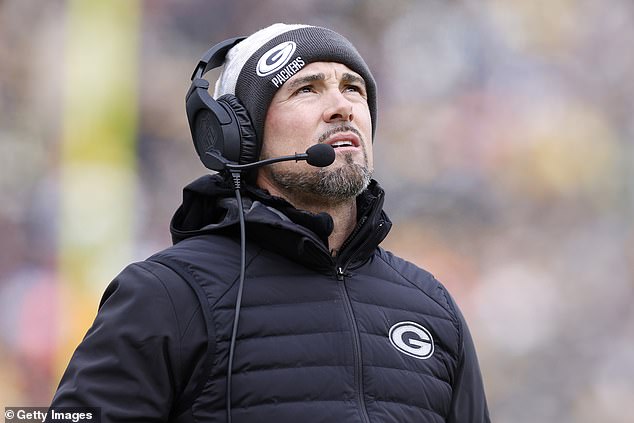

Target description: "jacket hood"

left=170, top=174, right=392, bottom=270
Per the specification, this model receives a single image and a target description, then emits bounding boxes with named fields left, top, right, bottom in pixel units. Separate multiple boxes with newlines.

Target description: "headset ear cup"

left=193, top=109, right=220, bottom=159
left=217, top=94, right=259, bottom=164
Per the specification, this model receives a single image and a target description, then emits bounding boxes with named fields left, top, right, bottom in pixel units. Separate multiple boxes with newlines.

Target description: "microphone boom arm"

left=205, top=143, right=335, bottom=172
left=218, top=152, right=309, bottom=171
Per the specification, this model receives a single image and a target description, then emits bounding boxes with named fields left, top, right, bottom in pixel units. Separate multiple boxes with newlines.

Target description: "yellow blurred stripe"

left=56, top=0, right=140, bottom=381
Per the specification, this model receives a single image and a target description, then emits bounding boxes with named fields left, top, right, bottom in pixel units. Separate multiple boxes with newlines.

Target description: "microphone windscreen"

left=305, top=144, right=335, bottom=167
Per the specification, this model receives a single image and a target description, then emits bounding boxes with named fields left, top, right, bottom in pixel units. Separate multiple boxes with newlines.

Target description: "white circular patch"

left=256, top=41, right=297, bottom=77
left=389, top=321, right=434, bottom=360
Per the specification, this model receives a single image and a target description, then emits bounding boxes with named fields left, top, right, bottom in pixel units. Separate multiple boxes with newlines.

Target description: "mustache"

left=318, top=125, right=364, bottom=144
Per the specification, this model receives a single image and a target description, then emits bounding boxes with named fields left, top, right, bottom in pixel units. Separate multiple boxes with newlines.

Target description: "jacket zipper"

left=334, top=220, right=386, bottom=423
left=336, top=267, right=371, bottom=423
left=338, top=221, right=385, bottom=277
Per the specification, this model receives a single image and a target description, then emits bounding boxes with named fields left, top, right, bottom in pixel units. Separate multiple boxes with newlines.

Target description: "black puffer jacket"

left=51, top=175, right=490, bottom=423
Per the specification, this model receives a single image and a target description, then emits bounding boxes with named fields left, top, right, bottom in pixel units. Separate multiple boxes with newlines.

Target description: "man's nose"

left=322, top=90, right=354, bottom=123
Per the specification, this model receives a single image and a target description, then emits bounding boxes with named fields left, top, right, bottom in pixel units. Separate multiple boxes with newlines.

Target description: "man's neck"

left=256, top=182, right=358, bottom=254
left=301, top=199, right=357, bottom=256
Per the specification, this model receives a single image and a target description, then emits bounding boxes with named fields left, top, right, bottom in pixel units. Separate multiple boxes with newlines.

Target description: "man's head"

left=215, top=23, right=376, bottom=205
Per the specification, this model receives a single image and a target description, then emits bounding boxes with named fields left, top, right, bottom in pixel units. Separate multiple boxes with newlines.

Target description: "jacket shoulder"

left=51, top=260, right=208, bottom=419
left=376, top=248, right=461, bottom=325
left=147, top=233, right=251, bottom=310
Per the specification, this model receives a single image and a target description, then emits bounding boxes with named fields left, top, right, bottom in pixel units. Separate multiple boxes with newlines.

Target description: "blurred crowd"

left=1, top=1, right=633, bottom=422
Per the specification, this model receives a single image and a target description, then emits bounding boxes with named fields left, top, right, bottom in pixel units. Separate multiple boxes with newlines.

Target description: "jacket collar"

left=170, top=174, right=392, bottom=270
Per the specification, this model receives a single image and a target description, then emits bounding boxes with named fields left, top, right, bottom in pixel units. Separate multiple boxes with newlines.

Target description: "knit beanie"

left=213, top=23, right=377, bottom=146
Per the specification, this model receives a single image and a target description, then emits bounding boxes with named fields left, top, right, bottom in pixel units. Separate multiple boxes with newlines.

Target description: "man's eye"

left=344, top=85, right=364, bottom=94
left=296, top=86, right=314, bottom=94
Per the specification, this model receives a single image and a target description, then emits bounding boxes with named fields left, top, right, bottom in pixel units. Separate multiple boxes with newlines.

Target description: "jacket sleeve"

left=446, top=294, right=491, bottom=423
left=50, top=261, right=207, bottom=422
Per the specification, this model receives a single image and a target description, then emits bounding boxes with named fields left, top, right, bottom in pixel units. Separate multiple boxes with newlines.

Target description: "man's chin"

left=265, top=161, right=372, bottom=204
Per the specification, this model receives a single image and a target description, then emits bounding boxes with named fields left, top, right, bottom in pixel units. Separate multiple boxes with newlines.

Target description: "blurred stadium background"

left=1, top=1, right=633, bottom=421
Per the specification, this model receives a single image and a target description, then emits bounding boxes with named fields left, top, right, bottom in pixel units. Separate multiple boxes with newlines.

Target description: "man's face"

left=257, top=61, right=374, bottom=204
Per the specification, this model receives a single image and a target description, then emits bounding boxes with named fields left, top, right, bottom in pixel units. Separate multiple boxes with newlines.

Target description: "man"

left=51, top=24, right=490, bottom=422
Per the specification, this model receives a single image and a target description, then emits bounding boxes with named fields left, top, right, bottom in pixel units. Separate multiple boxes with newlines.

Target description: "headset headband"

left=191, top=36, right=246, bottom=81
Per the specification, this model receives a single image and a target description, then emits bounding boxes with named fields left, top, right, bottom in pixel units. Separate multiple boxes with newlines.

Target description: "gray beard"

left=265, top=151, right=373, bottom=204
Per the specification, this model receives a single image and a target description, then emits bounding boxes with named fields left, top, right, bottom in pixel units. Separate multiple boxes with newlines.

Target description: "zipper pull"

left=336, top=267, right=345, bottom=281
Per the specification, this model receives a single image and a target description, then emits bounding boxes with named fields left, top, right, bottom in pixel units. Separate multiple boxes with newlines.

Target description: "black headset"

left=185, top=37, right=253, bottom=423
left=185, top=36, right=260, bottom=172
